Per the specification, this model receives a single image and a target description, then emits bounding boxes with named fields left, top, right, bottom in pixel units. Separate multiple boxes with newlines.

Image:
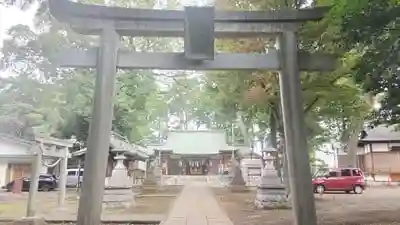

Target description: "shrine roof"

left=0, top=134, right=32, bottom=146
left=147, top=130, right=249, bottom=155
left=360, top=125, right=400, bottom=142
left=72, top=132, right=149, bottom=159
left=0, top=134, right=33, bottom=158
left=0, top=134, right=74, bottom=158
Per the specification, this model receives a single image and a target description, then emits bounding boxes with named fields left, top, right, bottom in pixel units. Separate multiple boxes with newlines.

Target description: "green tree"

left=202, top=0, right=372, bottom=197
left=0, top=2, right=170, bottom=144
left=327, top=0, right=399, bottom=125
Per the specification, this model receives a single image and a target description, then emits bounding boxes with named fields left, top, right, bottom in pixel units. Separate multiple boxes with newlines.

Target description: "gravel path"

left=214, top=187, right=400, bottom=225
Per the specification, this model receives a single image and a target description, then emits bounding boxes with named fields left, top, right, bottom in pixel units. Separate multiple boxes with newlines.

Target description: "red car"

left=312, top=167, right=366, bottom=194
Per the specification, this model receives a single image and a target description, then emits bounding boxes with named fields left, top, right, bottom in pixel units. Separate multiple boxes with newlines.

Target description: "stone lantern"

left=254, top=147, right=290, bottom=209
left=103, top=148, right=134, bottom=208
left=228, top=156, right=247, bottom=192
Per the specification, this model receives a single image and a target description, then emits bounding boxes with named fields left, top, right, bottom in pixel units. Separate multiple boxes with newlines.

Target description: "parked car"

left=66, top=168, right=84, bottom=187
left=4, top=174, right=58, bottom=192
left=312, top=167, right=366, bottom=194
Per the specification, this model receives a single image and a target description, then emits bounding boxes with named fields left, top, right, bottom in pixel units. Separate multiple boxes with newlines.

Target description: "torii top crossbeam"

left=49, top=0, right=329, bottom=38
left=50, top=0, right=328, bottom=22
left=49, top=0, right=334, bottom=69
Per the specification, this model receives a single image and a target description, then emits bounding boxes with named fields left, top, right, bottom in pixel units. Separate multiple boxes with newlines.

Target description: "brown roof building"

left=338, top=125, right=400, bottom=181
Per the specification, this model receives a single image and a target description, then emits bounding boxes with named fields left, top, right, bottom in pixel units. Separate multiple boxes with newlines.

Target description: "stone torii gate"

left=26, top=136, right=74, bottom=217
left=48, top=1, right=335, bottom=225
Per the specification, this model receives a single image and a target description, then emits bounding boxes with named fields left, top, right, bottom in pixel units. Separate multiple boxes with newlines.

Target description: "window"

left=79, top=171, right=84, bottom=176
left=341, top=169, right=352, bottom=177
left=39, top=175, right=53, bottom=180
left=67, top=171, right=76, bottom=176
left=328, top=171, right=338, bottom=177
left=352, top=169, right=362, bottom=176
left=313, top=170, right=327, bottom=178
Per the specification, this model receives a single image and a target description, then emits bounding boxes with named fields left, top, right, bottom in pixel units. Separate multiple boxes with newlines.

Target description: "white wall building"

left=0, top=135, right=48, bottom=187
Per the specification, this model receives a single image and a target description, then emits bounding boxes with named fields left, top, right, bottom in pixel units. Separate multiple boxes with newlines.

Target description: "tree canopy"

left=327, top=0, right=399, bottom=124
left=1, top=0, right=393, bottom=162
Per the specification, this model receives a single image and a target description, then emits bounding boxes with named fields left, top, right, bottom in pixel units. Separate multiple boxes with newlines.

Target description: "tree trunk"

left=260, top=134, right=265, bottom=153
left=344, top=93, right=374, bottom=168
left=345, top=121, right=364, bottom=167
left=268, top=112, right=279, bottom=172
left=268, top=105, right=290, bottom=196
left=269, top=113, right=278, bottom=147
left=181, top=110, right=188, bottom=130
left=278, top=129, right=290, bottom=197
left=237, top=111, right=250, bottom=146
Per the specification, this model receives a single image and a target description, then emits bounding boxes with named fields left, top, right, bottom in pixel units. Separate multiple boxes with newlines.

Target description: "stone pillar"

left=103, top=153, right=134, bottom=209
left=255, top=148, right=289, bottom=209
left=154, top=163, right=162, bottom=184
left=155, top=152, right=162, bottom=183
left=162, top=160, right=168, bottom=175
left=219, top=155, right=223, bottom=174
left=144, top=159, right=148, bottom=179
left=26, top=147, right=42, bottom=217
left=76, top=26, right=119, bottom=225
left=128, top=160, right=136, bottom=184
left=58, top=147, right=68, bottom=207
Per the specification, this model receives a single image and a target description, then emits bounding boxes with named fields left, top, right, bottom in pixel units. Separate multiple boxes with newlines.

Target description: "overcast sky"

left=0, top=4, right=36, bottom=46
left=0, top=4, right=36, bottom=78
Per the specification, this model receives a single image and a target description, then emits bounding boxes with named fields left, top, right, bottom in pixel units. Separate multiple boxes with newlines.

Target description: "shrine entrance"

left=161, top=153, right=218, bottom=175
left=181, top=157, right=211, bottom=175
left=48, top=1, right=336, bottom=225
left=152, top=131, right=239, bottom=176
left=9, top=163, right=31, bottom=181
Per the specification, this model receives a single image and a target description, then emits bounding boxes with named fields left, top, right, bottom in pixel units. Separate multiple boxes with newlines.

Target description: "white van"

left=66, top=168, right=84, bottom=187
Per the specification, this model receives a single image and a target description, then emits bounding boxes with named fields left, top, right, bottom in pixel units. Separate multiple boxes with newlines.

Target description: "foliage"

left=2, top=0, right=39, bottom=10
left=327, top=0, right=400, bottom=125
left=0, top=3, right=169, bottom=144
left=205, top=0, right=371, bottom=157
left=0, top=0, right=374, bottom=166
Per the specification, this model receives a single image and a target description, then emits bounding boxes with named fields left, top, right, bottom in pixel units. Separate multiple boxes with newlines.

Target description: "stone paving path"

left=161, top=185, right=233, bottom=225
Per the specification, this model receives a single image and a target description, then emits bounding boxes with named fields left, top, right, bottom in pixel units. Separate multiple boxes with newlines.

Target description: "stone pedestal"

left=103, top=188, right=134, bottom=209
left=241, top=158, right=262, bottom=186
left=103, top=154, right=134, bottom=209
left=154, top=165, right=162, bottom=183
left=254, top=150, right=290, bottom=209
left=229, top=160, right=247, bottom=192
left=141, top=165, right=161, bottom=194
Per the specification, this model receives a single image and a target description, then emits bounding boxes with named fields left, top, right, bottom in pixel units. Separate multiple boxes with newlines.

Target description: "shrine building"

left=147, top=130, right=250, bottom=175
